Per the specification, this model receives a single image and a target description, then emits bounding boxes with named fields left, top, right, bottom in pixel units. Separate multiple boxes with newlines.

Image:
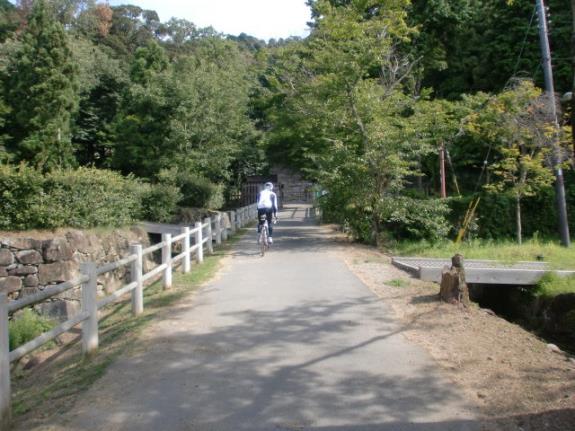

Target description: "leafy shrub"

left=0, top=164, right=147, bottom=230
left=379, top=196, right=451, bottom=241
left=535, top=273, right=575, bottom=298
left=40, top=168, right=144, bottom=228
left=9, top=309, right=55, bottom=350
left=141, top=181, right=182, bottom=223
left=178, top=173, right=224, bottom=209
left=319, top=192, right=450, bottom=243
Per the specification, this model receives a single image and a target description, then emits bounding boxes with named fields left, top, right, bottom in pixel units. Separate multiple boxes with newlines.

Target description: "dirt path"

left=340, top=245, right=575, bottom=431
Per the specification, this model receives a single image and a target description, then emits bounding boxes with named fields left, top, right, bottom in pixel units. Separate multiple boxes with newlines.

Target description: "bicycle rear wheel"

left=260, top=228, right=267, bottom=256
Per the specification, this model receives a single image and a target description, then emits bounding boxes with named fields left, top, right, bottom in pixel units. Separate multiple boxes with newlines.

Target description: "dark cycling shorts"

left=257, top=208, right=274, bottom=236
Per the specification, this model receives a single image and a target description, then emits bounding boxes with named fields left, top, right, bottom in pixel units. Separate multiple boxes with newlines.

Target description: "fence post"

left=130, top=244, right=143, bottom=316
left=221, top=214, right=228, bottom=242
left=230, top=211, right=237, bottom=235
left=80, top=262, right=99, bottom=356
left=203, top=218, right=213, bottom=255
left=215, top=214, right=222, bottom=245
left=162, top=233, right=172, bottom=289
left=195, top=222, right=205, bottom=262
left=182, top=227, right=191, bottom=273
left=0, top=293, right=11, bottom=430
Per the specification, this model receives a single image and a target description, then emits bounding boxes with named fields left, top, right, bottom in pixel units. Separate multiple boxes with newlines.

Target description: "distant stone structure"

left=241, top=167, right=315, bottom=207
left=270, top=166, right=314, bottom=204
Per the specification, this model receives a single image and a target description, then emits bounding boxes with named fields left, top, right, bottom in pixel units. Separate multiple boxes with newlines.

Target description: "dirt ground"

left=338, top=242, right=575, bottom=431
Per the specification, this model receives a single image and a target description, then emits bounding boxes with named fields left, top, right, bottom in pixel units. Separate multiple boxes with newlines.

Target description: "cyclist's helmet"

left=265, top=182, right=274, bottom=190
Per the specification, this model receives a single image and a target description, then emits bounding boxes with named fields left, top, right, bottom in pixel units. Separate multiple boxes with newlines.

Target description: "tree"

left=466, top=80, right=557, bottom=244
left=262, top=0, right=450, bottom=242
left=70, top=37, right=127, bottom=167
left=4, top=0, right=79, bottom=170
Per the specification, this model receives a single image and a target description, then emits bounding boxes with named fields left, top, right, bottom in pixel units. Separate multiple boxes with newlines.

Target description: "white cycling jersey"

left=257, top=189, right=278, bottom=211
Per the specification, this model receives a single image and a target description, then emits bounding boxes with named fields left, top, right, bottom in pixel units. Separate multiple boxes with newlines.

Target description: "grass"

left=11, top=229, right=246, bottom=422
left=385, top=279, right=409, bottom=288
left=391, top=237, right=575, bottom=270
left=9, top=309, right=56, bottom=351
left=390, top=237, right=575, bottom=297
left=535, top=273, right=575, bottom=297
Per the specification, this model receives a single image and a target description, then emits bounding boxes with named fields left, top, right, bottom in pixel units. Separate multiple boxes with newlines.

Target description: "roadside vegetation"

left=10, top=231, right=243, bottom=422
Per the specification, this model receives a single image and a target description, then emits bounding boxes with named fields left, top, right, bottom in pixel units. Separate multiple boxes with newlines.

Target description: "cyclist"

left=257, top=182, right=278, bottom=244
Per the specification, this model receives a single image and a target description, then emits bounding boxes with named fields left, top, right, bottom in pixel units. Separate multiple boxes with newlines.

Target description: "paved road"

left=32, top=205, right=480, bottom=431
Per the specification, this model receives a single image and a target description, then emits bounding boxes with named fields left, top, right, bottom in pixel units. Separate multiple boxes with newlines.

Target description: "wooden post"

left=162, top=233, right=172, bottom=289
left=440, top=142, right=447, bottom=199
left=0, top=293, right=11, bottom=430
left=221, top=214, right=228, bottom=242
left=230, top=211, right=237, bottom=234
left=81, top=262, right=99, bottom=356
left=196, top=222, right=205, bottom=262
left=202, top=218, right=212, bottom=255
left=440, top=254, right=470, bottom=306
left=182, top=227, right=191, bottom=273
left=215, top=214, right=222, bottom=245
left=130, top=244, right=143, bottom=316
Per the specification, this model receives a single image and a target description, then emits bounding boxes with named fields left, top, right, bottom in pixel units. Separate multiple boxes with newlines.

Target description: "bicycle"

left=258, top=214, right=277, bottom=257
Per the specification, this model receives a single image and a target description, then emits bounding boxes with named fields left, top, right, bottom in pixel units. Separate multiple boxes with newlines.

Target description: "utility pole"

left=536, top=0, right=571, bottom=247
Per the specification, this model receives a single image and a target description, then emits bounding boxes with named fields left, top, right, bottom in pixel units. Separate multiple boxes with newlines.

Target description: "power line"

left=512, top=5, right=537, bottom=77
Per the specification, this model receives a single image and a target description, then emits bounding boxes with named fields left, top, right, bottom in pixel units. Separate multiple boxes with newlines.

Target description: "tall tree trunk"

left=516, top=195, right=523, bottom=245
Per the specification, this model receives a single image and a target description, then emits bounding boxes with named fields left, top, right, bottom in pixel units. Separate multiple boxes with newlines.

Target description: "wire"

left=512, top=5, right=537, bottom=78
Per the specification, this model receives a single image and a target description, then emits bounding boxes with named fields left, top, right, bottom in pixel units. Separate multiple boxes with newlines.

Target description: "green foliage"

left=3, top=0, right=80, bottom=170
left=385, top=279, right=409, bottom=288
left=535, top=273, right=575, bottom=298
left=9, top=309, right=55, bottom=350
left=141, top=177, right=182, bottom=223
left=408, top=0, right=572, bottom=96
left=176, top=171, right=225, bottom=210
left=0, top=164, right=146, bottom=230
left=464, top=80, right=564, bottom=243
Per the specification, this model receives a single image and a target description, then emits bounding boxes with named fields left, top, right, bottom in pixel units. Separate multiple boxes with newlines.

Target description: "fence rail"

left=0, top=204, right=258, bottom=430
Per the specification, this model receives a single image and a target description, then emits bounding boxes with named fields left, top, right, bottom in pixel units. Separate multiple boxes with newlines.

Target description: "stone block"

left=10, top=238, right=43, bottom=251
left=16, top=249, right=43, bottom=264
left=24, top=274, right=39, bottom=287
left=37, top=299, right=80, bottom=322
left=0, top=266, right=7, bottom=277
left=66, top=230, right=90, bottom=254
left=38, top=261, right=78, bottom=284
left=43, top=238, right=74, bottom=262
left=0, top=248, right=14, bottom=265
left=9, top=265, right=38, bottom=276
left=0, top=276, right=22, bottom=294
left=20, top=285, right=40, bottom=297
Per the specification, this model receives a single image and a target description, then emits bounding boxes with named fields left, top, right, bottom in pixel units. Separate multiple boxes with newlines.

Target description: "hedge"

left=0, top=165, right=180, bottom=230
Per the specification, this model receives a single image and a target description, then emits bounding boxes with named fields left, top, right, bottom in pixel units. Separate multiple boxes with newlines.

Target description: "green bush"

left=141, top=182, right=182, bottom=223
left=535, top=273, right=575, bottom=298
left=40, top=168, right=144, bottom=228
left=178, top=174, right=224, bottom=210
left=9, top=309, right=55, bottom=350
left=0, top=164, right=44, bottom=230
left=319, top=192, right=450, bottom=243
left=0, top=165, right=147, bottom=230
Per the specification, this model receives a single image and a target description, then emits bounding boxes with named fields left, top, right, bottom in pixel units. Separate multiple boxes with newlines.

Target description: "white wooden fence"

left=0, top=204, right=258, bottom=429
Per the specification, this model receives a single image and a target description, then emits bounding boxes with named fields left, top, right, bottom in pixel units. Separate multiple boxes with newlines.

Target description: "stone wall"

left=0, top=227, right=151, bottom=320
left=271, top=166, right=315, bottom=203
